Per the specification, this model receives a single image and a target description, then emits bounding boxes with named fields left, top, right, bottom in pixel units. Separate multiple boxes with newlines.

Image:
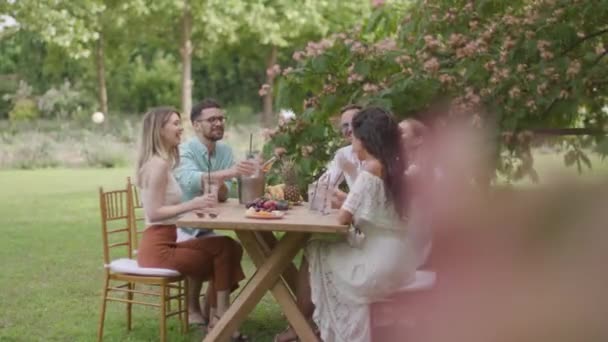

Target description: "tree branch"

left=562, top=28, right=608, bottom=55
left=593, top=49, right=608, bottom=65
left=529, top=128, right=607, bottom=136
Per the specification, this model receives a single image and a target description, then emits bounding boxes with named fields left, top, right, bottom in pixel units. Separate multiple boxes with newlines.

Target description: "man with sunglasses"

left=324, top=104, right=363, bottom=207
left=174, top=98, right=255, bottom=325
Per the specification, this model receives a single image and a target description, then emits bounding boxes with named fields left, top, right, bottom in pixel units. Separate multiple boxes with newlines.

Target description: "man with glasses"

left=324, top=104, right=363, bottom=207
left=174, top=98, right=255, bottom=325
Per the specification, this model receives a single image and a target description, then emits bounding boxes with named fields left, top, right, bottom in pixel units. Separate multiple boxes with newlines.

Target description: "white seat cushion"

left=397, top=270, right=436, bottom=292
left=107, top=258, right=181, bottom=277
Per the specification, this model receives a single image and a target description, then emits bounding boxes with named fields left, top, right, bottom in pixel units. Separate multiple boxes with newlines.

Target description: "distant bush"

left=0, top=119, right=135, bottom=169
left=8, top=98, right=39, bottom=121
left=81, top=132, right=133, bottom=168
left=4, top=81, right=39, bottom=121
left=37, top=80, right=95, bottom=119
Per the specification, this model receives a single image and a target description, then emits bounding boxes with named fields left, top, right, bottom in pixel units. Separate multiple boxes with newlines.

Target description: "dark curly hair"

left=351, top=106, right=408, bottom=218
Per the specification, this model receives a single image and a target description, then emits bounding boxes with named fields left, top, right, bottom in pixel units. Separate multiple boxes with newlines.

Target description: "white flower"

left=92, top=112, right=105, bottom=124
left=279, top=109, right=296, bottom=122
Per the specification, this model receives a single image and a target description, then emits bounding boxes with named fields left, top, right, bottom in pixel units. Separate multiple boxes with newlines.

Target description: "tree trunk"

left=95, top=32, right=108, bottom=116
left=180, top=1, right=193, bottom=118
left=262, top=45, right=277, bottom=127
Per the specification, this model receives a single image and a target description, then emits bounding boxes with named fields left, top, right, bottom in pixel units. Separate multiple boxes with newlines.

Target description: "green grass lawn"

left=0, top=154, right=605, bottom=341
left=0, top=168, right=284, bottom=342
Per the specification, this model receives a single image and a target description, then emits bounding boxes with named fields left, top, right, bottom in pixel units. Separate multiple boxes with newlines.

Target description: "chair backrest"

left=99, top=184, right=134, bottom=266
left=127, top=177, right=146, bottom=250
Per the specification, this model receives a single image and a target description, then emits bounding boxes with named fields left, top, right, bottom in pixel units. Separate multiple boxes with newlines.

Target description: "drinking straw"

left=249, top=133, right=253, bottom=157
left=207, top=153, right=212, bottom=194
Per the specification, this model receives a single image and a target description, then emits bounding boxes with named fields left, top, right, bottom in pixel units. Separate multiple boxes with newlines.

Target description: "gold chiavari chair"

left=97, top=183, right=188, bottom=342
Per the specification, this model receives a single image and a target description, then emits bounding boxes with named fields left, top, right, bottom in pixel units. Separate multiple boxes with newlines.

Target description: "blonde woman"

left=135, top=107, right=248, bottom=341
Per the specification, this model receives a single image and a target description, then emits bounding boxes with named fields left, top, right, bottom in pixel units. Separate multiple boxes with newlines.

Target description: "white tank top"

left=139, top=161, right=183, bottom=226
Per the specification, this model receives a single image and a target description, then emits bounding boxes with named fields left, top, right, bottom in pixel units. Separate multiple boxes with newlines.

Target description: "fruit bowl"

left=245, top=208, right=285, bottom=219
left=245, top=197, right=290, bottom=211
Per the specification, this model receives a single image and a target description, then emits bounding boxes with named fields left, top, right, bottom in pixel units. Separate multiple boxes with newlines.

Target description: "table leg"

left=203, top=231, right=310, bottom=342
left=254, top=231, right=299, bottom=292
left=244, top=232, right=319, bottom=342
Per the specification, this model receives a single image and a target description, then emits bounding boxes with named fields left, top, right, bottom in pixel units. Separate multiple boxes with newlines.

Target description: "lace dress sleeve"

left=341, top=171, right=382, bottom=218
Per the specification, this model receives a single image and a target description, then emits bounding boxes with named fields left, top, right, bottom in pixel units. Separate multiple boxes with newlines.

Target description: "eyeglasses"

left=196, top=116, right=226, bottom=125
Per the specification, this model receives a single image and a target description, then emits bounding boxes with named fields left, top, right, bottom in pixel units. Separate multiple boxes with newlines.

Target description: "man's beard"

left=204, top=128, right=224, bottom=141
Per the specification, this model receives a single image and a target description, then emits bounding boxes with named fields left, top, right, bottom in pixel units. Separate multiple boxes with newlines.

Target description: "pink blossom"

left=423, top=35, right=441, bottom=50
left=537, top=40, right=551, bottom=50
left=262, top=128, right=279, bottom=140
left=350, top=41, right=366, bottom=54
left=282, top=67, right=294, bottom=76
left=300, top=145, right=315, bottom=157
left=537, top=82, right=548, bottom=95
left=509, top=86, right=521, bottom=99
left=274, top=147, right=287, bottom=156
left=517, top=64, right=527, bottom=73
left=362, top=83, right=380, bottom=93
left=566, top=60, right=581, bottom=79
left=503, top=15, right=519, bottom=25
left=502, top=37, right=516, bottom=50
left=266, top=64, right=282, bottom=78
left=375, top=38, right=397, bottom=52
left=596, top=43, right=606, bottom=55
left=395, top=55, right=413, bottom=65
left=439, top=74, right=455, bottom=85
left=322, top=83, right=337, bottom=94
left=456, top=40, right=479, bottom=58
left=484, top=60, right=497, bottom=71
left=258, top=84, right=271, bottom=97
left=541, top=50, right=554, bottom=60
left=526, top=100, right=536, bottom=109
left=525, top=31, right=535, bottom=39
left=443, top=12, right=456, bottom=22
left=448, top=33, right=465, bottom=48
left=347, top=73, right=364, bottom=84
left=559, top=90, right=569, bottom=99
left=402, top=67, right=413, bottom=75
left=371, top=0, right=385, bottom=8
left=292, top=51, right=304, bottom=61
left=423, top=57, right=440, bottom=73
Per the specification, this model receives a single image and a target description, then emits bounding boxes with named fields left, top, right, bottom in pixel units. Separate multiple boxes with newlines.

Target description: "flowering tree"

left=265, top=0, right=608, bottom=188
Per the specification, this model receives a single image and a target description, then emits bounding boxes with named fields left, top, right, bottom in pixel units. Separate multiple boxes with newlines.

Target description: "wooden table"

left=177, top=199, right=348, bottom=342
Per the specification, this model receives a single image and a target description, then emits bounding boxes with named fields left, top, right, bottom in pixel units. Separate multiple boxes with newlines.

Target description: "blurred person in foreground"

left=373, top=113, right=608, bottom=342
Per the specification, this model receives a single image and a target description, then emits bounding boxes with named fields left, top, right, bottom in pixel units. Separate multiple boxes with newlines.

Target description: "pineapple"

left=281, top=159, right=301, bottom=203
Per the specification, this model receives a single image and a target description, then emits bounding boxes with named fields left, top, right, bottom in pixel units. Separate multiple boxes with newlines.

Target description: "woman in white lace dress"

left=276, top=107, right=418, bottom=342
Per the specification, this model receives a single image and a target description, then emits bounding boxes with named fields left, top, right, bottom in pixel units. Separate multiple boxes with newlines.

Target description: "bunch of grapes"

left=245, top=197, right=289, bottom=212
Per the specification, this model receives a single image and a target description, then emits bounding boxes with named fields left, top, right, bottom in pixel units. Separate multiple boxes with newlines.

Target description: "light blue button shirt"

left=174, top=137, right=235, bottom=237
